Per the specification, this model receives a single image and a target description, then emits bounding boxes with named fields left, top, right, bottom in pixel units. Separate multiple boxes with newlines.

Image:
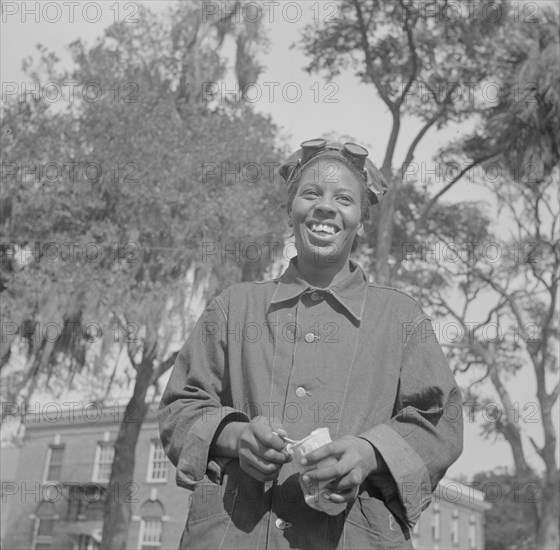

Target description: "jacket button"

left=304, top=332, right=316, bottom=343
left=311, top=291, right=321, bottom=301
left=275, top=518, right=286, bottom=530
left=295, top=386, right=307, bottom=398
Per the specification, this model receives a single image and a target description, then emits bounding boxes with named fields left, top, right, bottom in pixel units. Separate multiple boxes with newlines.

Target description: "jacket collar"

left=270, top=257, right=369, bottom=322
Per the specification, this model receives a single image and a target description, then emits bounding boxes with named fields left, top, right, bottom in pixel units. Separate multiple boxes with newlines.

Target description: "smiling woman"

left=159, top=139, right=464, bottom=550
left=287, top=154, right=370, bottom=287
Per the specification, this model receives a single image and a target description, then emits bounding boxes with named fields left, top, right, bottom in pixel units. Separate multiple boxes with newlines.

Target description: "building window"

left=469, top=514, right=477, bottom=549
left=138, top=519, right=162, bottom=549
left=432, top=503, right=440, bottom=541
left=31, top=501, right=57, bottom=550
left=44, top=445, right=65, bottom=482
left=77, top=534, right=100, bottom=550
left=147, top=440, right=168, bottom=482
left=138, top=500, right=165, bottom=550
left=451, top=508, right=460, bottom=545
left=92, top=444, right=114, bottom=483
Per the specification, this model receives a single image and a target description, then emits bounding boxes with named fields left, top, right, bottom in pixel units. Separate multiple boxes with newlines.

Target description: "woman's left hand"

left=300, top=435, right=378, bottom=504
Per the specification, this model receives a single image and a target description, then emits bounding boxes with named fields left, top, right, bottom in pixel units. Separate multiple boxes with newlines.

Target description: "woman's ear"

left=356, top=222, right=364, bottom=237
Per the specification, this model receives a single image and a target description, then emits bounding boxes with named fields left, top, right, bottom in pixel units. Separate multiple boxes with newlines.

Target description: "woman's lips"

left=305, top=223, right=339, bottom=242
left=306, top=222, right=341, bottom=237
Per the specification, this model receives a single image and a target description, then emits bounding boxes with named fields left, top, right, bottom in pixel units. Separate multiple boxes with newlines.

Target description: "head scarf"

left=279, top=140, right=389, bottom=205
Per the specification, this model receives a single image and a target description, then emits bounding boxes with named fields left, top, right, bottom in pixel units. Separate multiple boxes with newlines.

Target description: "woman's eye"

left=338, top=195, right=352, bottom=204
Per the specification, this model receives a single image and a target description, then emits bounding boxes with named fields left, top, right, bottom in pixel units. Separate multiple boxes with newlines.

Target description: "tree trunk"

left=375, top=179, right=398, bottom=285
left=535, top=469, right=560, bottom=549
left=100, top=359, right=153, bottom=550
left=534, top=387, right=559, bottom=549
left=374, top=107, right=400, bottom=286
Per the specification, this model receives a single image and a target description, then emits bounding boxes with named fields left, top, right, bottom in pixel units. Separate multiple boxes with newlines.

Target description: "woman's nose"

left=315, top=197, right=336, bottom=214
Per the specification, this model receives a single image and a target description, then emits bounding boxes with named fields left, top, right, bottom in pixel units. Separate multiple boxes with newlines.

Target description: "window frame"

left=92, top=443, right=115, bottom=483
left=451, top=508, right=460, bottom=545
left=43, top=444, right=65, bottom=483
left=468, top=514, right=477, bottom=549
left=146, top=440, right=168, bottom=483
left=137, top=517, right=162, bottom=550
left=432, top=502, right=441, bottom=541
left=31, top=517, right=56, bottom=550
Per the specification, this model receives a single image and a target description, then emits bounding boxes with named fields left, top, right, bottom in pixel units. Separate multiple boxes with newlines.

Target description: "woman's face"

left=289, top=158, right=364, bottom=266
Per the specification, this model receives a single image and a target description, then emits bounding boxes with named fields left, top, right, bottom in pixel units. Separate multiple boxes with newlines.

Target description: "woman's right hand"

left=236, top=416, right=292, bottom=482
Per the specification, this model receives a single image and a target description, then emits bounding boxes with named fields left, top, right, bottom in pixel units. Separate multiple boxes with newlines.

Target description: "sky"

left=1, top=0, right=558, bottom=481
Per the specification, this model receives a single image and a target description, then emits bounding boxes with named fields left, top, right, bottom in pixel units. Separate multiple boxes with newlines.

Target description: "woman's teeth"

left=310, top=223, right=336, bottom=235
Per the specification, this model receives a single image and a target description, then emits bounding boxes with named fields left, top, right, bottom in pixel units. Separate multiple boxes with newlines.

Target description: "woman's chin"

left=298, top=242, right=349, bottom=266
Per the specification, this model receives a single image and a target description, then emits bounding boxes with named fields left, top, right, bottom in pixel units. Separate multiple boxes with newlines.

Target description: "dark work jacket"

left=158, top=259, right=463, bottom=550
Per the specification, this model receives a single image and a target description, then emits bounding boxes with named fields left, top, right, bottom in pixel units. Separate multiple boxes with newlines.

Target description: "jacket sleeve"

left=359, top=308, right=464, bottom=527
left=158, top=295, right=249, bottom=490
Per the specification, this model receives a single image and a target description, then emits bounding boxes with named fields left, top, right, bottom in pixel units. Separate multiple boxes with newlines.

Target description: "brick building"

left=2, top=404, right=489, bottom=549
left=410, top=478, right=490, bottom=549
left=2, top=403, right=188, bottom=550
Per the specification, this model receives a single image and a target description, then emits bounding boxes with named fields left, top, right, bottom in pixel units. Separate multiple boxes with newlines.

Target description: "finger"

left=253, top=425, right=286, bottom=452
left=325, top=486, right=357, bottom=504
left=301, top=443, right=337, bottom=466
left=302, top=463, right=342, bottom=485
left=329, top=469, right=364, bottom=493
left=268, top=419, right=288, bottom=438
left=241, top=451, right=283, bottom=476
left=253, top=446, right=291, bottom=465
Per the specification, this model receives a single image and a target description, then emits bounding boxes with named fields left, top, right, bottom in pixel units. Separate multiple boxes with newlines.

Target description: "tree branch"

left=351, top=0, right=394, bottom=110
left=529, top=436, right=544, bottom=458
left=416, top=155, right=497, bottom=226
left=397, top=13, right=420, bottom=106
left=149, top=351, right=179, bottom=385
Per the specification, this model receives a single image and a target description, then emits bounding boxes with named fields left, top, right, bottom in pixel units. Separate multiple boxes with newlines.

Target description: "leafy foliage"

left=473, top=469, right=540, bottom=550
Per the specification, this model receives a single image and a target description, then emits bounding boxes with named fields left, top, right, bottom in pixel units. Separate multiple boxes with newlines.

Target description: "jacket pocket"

left=343, top=494, right=412, bottom=550
left=181, top=463, right=239, bottom=550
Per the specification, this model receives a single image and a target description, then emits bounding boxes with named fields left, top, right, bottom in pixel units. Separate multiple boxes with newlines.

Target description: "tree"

left=418, top=5, right=559, bottom=226
left=404, top=8, right=559, bottom=544
left=401, top=170, right=559, bottom=548
left=299, top=0, right=523, bottom=283
left=1, top=2, right=286, bottom=547
left=300, top=3, right=559, bottom=546
left=473, top=469, right=539, bottom=550
left=298, top=0, right=559, bottom=285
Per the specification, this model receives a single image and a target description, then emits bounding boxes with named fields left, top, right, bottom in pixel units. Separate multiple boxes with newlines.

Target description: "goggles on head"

left=279, top=138, right=389, bottom=205
left=299, top=138, right=369, bottom=175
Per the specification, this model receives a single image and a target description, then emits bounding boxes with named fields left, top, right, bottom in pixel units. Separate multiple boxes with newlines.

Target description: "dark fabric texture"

left=159, top=259, right=463, bottom=550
